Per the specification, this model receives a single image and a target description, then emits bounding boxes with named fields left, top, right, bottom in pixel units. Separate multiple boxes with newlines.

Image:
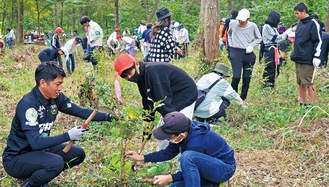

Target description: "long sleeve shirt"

left=228, top=20, right=262, bottom=49
left=262, top=24, right=288, bottom=46
left=2, top=86, right=111, bottom=160
left=194, top=72, right=243, bottom=118
left=64, top=39, right=78, bottom=54
left=87, top=20, right=103, bottom=47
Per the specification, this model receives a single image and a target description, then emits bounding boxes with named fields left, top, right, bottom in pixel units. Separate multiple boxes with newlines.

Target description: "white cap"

left=174, top=22, right=179, bottom=28
left=236, top=9, right=250, bottom=22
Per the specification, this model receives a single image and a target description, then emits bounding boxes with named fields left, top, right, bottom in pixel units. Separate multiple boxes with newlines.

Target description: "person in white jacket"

left=64, top=37, right=82, bottom=74
left=194, top=63, right=243, bottom=124
left=80, top=16, right=103, bottom=68
left=178, top=24, right=189, bottom=58
left=118, top=35, right=136, bottom=56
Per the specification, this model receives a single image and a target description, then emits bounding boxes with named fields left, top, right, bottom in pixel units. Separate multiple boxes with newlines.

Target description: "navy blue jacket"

left=2, top=86, right=111, bottom=161
left=137, top=62, right=197, bottom=118
left=290, top=17, right=322, bottom=64
left=38, top=48, right=59, bottom=63
left=144, top=121, right=236, bottom=182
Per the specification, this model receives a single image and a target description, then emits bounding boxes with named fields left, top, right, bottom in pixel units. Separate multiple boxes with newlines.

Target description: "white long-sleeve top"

left=64, top=39, right=78, bottom=54
left=87, top=20, right=103, bottom=47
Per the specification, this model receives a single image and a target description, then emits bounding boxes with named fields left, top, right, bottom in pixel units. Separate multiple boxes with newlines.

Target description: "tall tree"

left=16, top=0, right=24, bottom=43
left=197, top=0, right=220, bottom=66
left=35, top=0, right=52, bottom=36
left=146, top=0, right=160, bottom=23
left=114, top=0, right=119, bottom=28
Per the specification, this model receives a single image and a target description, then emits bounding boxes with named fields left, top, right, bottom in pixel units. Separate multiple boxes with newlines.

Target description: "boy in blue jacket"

left=126, top=111, right=236, bottom=187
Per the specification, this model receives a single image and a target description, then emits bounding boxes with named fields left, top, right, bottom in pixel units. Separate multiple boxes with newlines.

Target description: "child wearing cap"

left=63, top=37, right=82, bottom=74
left=126, top=111, right=236, bottom=186
left=51, top=27, right=64, bottom=67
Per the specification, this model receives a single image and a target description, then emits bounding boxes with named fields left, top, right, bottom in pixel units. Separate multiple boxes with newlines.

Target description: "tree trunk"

left=146, top=0, right=159, bottom=23
left=55, top=3, right=58, bottom=27
left=197, top=0, right=220, bottom=66
left=71, top=8, right=76, bottom=36
left=326, top=8, right=329, bottom=32
left=36, top=0, right=40, bottom=36
left=115, top=0, right=119, bottom=28
left=60, top=1, right=64, bottom=27
left=16, top=0, right=24, bottom=43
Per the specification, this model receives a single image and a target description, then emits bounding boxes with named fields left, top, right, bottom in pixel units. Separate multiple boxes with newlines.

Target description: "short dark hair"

left=311, top=14, right=318, bottom=19
left=294, top=2, right=308, bottom=13
left=35, top=62, right=66, bottom=86
left=80, top=16, right=90, bottom=25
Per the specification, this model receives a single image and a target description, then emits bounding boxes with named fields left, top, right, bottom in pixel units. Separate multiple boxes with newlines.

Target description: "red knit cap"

left=114, top=54, right=136, bottom=75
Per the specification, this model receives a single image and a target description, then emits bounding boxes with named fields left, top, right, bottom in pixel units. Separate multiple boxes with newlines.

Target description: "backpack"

left=194, top=77, right=222, bottom=109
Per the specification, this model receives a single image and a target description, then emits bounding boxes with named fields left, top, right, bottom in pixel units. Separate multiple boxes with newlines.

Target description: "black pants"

left=229, top=47, right=256, bottom=100
left=3, top=144, right=85, bottom=186
left=263, top=46, right=280, bottom=87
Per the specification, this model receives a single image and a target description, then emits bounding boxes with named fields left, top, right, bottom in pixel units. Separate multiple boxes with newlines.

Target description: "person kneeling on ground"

left=194, top=63, right=244, bottom=124
left=2, top=62, right=116, bottom=187
left=126, top=111, right=236, bottom=187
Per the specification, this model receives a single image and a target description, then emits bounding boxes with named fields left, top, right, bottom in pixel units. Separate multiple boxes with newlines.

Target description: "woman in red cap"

left=114, top=54, right=197, bottom=151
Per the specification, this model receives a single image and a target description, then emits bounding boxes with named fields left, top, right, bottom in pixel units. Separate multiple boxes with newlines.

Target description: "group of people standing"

left=219, top=2, right=325, bottom=108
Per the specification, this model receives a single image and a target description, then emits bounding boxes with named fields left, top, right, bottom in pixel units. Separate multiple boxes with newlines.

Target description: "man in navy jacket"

left=2, top=62, right=115, bottom=187
left=126, top=112, right=236, bottom=186
left=290, top=2, right=322, bottom=106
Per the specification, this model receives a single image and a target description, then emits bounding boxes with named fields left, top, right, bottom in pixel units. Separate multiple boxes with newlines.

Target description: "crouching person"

left=194, top=63, right=243, bottom=124
left=2, top=62, right=115, bottom=187
left=126, top=111, right=236, bottom=187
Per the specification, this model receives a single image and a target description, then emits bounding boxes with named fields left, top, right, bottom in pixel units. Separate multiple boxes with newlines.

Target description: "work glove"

left=68, top=126, right=87, bottom=141
left=312, top=57, right=321, bottom=67
left=246, top=46, right=253, bottom=53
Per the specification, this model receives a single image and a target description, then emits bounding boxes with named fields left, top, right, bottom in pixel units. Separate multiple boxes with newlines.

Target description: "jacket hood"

left=185, top=121, right=210, bottom=141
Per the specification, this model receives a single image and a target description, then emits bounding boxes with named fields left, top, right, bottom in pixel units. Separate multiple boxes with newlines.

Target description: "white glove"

left=246, top=46, right=253, bottom=53
left=283, top=28, right=292, bottom=35
left=312, top=58, right=321, bottom=67
left=68, top=126, right=86, bottom=141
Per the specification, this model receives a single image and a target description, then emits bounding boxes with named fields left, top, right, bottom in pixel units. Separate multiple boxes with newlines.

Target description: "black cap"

left=75, top=37, right=82, bottom=44
left=152, top=112, right=191, bottom=140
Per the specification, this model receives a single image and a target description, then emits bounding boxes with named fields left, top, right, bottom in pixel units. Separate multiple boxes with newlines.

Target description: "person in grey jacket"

left=261, top=11, right=290, bottom=88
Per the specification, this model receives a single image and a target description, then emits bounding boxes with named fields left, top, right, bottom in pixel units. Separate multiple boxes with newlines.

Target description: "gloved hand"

left=312, top=57, right=321, bottom=67
left=68, top=126, right=86, bottom=141
left=246, top=46, right=253, bottom=53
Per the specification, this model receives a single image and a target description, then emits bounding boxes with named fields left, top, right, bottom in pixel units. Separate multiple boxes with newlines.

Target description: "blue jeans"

left=65, top=54, right=75, bottom=73
left=6, top=38, right=12, bottom=49
left=170, top=151, right=235, bottom=187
